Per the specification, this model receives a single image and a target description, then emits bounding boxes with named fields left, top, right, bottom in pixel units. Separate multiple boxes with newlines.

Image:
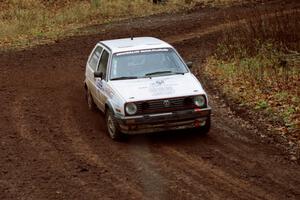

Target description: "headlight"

left=125, top=102, right=138, bottom=115
left=194, top=95, right=206, bottom=107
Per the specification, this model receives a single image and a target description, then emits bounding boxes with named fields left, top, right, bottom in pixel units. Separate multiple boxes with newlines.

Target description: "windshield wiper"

left=171, top=72, right=185, bottom=75
left=145, top=71, right=185, bottom=77
left=145, top=71, right=173, bottom=76
left=110, top=76, right=138, bottom=81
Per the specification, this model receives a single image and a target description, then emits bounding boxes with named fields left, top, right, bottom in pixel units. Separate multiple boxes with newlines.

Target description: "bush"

left=205, top=8, right=300, bottom=136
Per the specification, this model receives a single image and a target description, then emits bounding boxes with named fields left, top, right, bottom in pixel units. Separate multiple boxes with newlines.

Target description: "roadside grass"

left=0, top=0, right=240, bottom=50
left=204, top=9, right=300, bottom=139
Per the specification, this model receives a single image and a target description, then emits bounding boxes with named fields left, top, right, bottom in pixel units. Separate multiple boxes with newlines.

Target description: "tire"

left=86, top=88, right=97, bottom=111
left=105, top=110, right=124, bottom=141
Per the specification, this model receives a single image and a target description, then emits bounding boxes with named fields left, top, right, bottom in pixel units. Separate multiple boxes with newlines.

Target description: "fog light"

left=194, top=120, right=206, bottom=127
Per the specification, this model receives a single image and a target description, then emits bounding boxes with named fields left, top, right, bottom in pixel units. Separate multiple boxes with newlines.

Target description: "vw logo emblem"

left=163, top=100, right=170, bottom=107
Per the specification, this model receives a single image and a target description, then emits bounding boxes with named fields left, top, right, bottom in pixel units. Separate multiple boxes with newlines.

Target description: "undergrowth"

left=204, top=9, right=300, bottom=139
left=0, top=0, right=240, bottom=49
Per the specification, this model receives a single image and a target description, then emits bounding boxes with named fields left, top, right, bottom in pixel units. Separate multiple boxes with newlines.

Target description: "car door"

left=86, top=46, right=103, bottom=102
left=94, top=48, right=110, bottom=112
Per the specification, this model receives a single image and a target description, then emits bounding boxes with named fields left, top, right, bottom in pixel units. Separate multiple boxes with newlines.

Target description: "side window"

left=97, top=50, right=110, bottom=80
left=89, top=46, right=103, bottom=71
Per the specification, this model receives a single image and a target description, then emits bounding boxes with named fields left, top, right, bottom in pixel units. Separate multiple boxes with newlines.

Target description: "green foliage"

left=283, top=106, right=296, bottom=126
left=0, top=0, right=188, bottom=49
left=205, top=9, right=300, bottom=135
left=255, top=100, right=269, bottom=110
left=0, top=0, right=243, bottom=49
left=91, top=0, right=101, bottom=8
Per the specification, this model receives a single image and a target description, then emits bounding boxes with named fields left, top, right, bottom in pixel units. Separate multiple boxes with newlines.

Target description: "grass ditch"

left=0, top=0, right=241, bottom=50
left=204, top=9, right=300, bottom=141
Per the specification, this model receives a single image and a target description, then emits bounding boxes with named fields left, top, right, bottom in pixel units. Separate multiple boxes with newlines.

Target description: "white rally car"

left=84, top=37, right=211, bottom=140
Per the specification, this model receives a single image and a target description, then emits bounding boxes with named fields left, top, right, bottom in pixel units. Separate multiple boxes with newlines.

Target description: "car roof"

left=99, top=37, right=173, bottom=54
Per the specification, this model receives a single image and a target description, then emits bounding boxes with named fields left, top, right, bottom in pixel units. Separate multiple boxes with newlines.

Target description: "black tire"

left=105, top=110, right=124, bottom=141
left=86, top=88, right=97, bottom=111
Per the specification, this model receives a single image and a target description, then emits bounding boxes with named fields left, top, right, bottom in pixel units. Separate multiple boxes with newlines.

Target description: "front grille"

left=135, top=96, right=206, bottom=115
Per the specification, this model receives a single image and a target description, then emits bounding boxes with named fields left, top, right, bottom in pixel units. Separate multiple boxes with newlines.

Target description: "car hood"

left=109, top=73, right=206, bottom=102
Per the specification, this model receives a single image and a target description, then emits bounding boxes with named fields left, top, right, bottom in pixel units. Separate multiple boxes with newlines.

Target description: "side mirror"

left=186, top=61, right=193, bottom=69
left=94, top=71, right=103, bottom=79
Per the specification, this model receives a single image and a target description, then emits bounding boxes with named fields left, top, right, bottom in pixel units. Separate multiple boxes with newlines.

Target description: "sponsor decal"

left=116, top=48, right=169, bottom=56
left=96, top=80, right=114, bottom=98
left=96, top=78, right=103, bottom=90
left=149, top=79, right=176, bottom=96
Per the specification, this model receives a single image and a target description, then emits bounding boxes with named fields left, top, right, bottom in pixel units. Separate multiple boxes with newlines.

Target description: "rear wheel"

left=86, top=88, right=97, bottom=111
left=105, top=110, right=124, bottom=141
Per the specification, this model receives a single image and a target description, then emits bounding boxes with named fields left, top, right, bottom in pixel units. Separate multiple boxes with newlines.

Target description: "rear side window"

left=97, top=50, right=110, bottom=80
left=89, top=46, right=103, bottom=71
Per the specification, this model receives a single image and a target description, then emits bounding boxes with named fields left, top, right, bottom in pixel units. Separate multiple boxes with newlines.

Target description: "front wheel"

left=105, top=110, right=124, bottom=141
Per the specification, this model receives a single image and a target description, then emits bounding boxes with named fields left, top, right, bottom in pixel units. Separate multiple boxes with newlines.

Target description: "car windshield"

left=110, top=48, right=188, bottom=80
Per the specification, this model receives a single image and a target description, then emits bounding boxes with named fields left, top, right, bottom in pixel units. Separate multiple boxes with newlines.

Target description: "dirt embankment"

left=1, top=0, right=300, bottom=199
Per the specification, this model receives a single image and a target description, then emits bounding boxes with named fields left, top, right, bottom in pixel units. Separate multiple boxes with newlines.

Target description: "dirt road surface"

left=1, top=1, right=300, bottom=199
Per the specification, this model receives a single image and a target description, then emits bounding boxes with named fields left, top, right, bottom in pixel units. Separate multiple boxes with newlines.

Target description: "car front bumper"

left=114, top=107, right=211, bottom=134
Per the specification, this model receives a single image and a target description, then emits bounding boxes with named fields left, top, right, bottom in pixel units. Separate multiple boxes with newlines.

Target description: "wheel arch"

left=84, top=81, right=88, bottom=90
left=105, top=101, right=114, bottom=115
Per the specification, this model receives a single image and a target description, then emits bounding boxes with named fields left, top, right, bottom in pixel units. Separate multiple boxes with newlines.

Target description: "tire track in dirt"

left=166, top=8, right=300, bottom=44
left=61, top=109, right=145, bottom=199
left=60, top=108, right=188, bottom=199
left=6, top=88, right=145, bottom=199
left=1, top=1, right=300, bottom=199
left=7, top=92, right=103, bottom=200
left=126, top=141, right=216, bottom=200
left=123, top=134, right=285, bottom=200
left=158, top=146, right=276, bottom=200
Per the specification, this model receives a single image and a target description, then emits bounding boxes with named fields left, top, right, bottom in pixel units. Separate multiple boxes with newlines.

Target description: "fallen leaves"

left=204, top=47, right=300, bottom=142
